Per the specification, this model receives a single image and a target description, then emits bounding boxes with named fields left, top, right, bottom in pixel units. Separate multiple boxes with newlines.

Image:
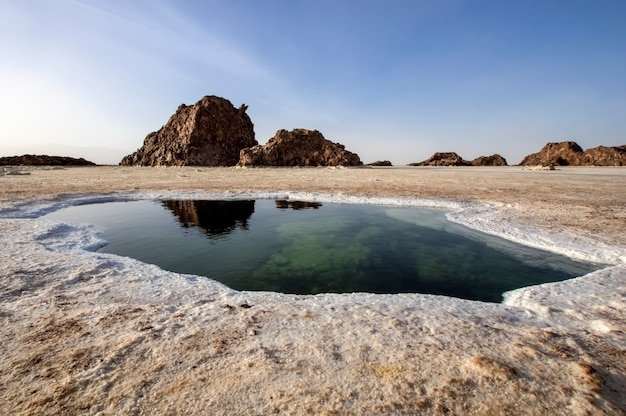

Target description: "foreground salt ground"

left=1, top=167, right=625, bottom=414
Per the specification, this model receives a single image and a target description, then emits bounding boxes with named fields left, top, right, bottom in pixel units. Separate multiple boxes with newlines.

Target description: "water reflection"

left=161, top=199, right=323, bottom=238
left=161, top=200, right=255, bottom=238
left=42, top=199, right=602, bottom=302
left=275, top=200, right=323, bottom=210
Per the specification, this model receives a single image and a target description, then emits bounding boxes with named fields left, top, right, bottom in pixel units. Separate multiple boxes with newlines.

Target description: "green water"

left=43, top=199, right=601, bottom=302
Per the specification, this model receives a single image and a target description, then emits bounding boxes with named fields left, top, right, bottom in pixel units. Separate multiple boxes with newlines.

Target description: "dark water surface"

left=43, top=199, right=601, bottom=302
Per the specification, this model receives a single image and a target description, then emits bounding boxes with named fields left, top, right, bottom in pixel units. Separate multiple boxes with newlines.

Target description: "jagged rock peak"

left=237, top=129, right=362, bottom=167
left=471, top=154, right=508, bottom=166
left=120, top=95, right=257, bottom=167
left=408, top=152, right=471, bottom=166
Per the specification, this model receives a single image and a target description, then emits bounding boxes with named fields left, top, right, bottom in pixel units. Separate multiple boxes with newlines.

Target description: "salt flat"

left=1, top=166, right=625, bottom=415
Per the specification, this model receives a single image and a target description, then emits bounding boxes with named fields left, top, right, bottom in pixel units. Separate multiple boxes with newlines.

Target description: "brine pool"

left=43, top=199, right=601, bottom=302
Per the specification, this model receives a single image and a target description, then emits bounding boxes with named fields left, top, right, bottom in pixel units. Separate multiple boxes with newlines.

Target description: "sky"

left=1, top=0, right=625, bottom=165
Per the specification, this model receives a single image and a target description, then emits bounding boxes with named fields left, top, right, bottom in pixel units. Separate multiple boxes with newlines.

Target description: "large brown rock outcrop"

left=408, top=152, right=471, bottom=166
left=237, top=129, right=361, bottom=167
left=471, top=154, right=508, bottom=166
left=519, top=141, right=626, bottom=166
left=0, top=154, right=96, bottom=166
left=120, top=96, right=257, bottom=166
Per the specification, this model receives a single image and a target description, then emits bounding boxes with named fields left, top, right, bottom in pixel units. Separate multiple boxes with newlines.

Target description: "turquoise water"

left=43, top=199, right=601, bottom=302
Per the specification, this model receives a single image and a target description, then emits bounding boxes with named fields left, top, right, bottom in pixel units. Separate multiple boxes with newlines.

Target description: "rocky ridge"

left=117, top=95, right=625, bottom=168
left=237, top=129, right=362, bottom=167
left=518, top=141, right=626, bottom=166
left=120, top=96, right=257, bottom=167
left=408, top=152, right=508, bottom=167
left=366, top=160, right=393, bottom=167
left=0, top=155, right=96, bottom=166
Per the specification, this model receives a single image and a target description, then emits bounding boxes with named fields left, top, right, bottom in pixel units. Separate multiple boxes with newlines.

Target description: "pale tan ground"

left=1, top=166, right=625, bottom=415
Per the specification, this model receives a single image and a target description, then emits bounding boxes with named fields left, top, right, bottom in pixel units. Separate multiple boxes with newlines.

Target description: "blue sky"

left=1, top=0, right=625, bottom=165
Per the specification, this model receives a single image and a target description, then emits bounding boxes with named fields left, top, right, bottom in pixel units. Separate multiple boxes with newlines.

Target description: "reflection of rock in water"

left=161, top=200, right=255, bottom=238
left=275, top=200, right=323, bottom=210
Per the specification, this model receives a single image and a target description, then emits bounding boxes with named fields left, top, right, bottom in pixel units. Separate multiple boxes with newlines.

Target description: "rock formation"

left=408, top=152, right=471, bottom=167
left=518, top=141, right=586, bottom=166
left=583, top=145, right=626, bottom=166
left=519, top=141, right=626, bottom=166
left=0, top=155, right=96, bottom=166
left=237, top=129, right=362, bottom=167
left=120, top=96, right=257, bottom=166
left=471, top=154, right=508, bottom=166
left=366, top=160, right=393, bottom=166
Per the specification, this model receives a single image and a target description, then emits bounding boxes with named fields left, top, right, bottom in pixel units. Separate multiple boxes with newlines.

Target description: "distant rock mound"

left=471, top=154, right=508, bottom=166
left=408, top=152, right=471, bottom=167
left=367, top=160, right=393, bottom=166
left=583, top=145, right=626, bottom=166
left=0, top=154, right=96, bottom=166
left=120, top=95, right=257, bottom=166
left=519, top=141, right=626, bottom=166
left=237, top=129, right=361, bottom=167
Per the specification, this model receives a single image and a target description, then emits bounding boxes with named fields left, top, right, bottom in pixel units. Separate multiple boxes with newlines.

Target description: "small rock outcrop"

left=408, top=152, right=471, bottom=167
left=237, top=129, right=361, bottom=167
left=519, top=141, right=626, bottom=166
left=471, top=154, right=508, bottom=166
left=0, top=154, right=96, bottom=166
left=367, top=160, right=393, bottom=167
left=120, top=96, right=257, bottom=166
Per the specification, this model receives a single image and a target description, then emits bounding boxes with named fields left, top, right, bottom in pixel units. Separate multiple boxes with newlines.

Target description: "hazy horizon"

left=1, top=1, right=625, bottom=165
